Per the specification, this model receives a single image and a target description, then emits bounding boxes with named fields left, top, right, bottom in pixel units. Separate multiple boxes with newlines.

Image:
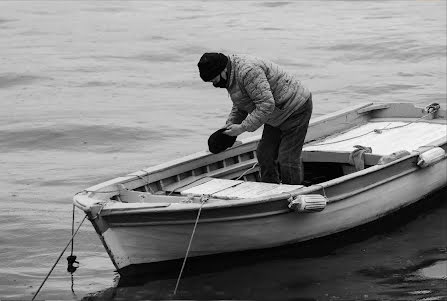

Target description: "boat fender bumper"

left=417, top=147, right=446, bottom=168
left=288, top=195, right=328, bottom=213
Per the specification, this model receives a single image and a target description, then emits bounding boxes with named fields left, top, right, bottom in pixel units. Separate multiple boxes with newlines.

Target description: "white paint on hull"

left=103, top=159, right=446, bottom=270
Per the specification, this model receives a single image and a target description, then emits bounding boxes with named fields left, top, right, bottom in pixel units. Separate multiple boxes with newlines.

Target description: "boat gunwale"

left=73, top=102, right=446, bottom=215
left=98, top=150, right=446, bottom=222
left=99, top=155, right=447, bottom=228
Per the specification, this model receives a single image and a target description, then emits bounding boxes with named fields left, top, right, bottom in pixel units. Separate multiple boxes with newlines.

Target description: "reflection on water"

left=417, top=260, right=447, bottom=280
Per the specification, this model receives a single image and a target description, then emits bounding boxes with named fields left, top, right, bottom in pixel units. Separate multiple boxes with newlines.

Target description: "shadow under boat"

left=116, top=187, right=446, bottom=287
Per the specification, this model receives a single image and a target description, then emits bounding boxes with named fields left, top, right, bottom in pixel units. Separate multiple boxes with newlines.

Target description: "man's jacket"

left=226, top=54, right=310, bottom=132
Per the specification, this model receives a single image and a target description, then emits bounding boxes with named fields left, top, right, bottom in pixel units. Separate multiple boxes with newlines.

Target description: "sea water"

left=0, top=1, right=446, bottom=300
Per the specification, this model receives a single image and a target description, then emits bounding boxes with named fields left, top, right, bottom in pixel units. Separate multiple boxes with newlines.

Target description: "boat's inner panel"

left=115, top=150, right=380, bottom=203
left=116, top=120, right=445, bottom=203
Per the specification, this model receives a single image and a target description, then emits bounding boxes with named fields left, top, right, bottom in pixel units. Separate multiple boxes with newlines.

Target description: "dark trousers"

left=256, top=95, right=313, bottom=185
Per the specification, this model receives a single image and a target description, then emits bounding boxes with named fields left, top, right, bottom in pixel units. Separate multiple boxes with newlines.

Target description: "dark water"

left=1, top=1, right=446, bottom=300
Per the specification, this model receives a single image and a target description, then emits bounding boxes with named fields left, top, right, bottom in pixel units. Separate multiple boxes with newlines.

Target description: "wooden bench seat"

left=163, top=158, right=259, bottom=193
left=302, top=150, right=382, bottom=166
left=180, top=178, right=303, bottom=200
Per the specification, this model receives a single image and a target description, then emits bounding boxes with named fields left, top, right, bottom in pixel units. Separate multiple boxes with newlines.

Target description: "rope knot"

left=66, top=255, right=79, bottom=274
left=200, top=194, right=210, bottom=203
left=425, top=103, right=440, bottom=114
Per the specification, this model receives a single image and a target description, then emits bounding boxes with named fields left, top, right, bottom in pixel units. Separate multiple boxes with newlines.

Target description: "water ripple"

left=0, top=73, right=52, bottom=89
left=319, top=41, right=446, bottom=63
left=346, top=83, right=419, bottom=96
left=258, top=2, right=291, bottom=8
left=0, top=18, right=17, bottom=24
left=0, top=125, right=166, bottom=152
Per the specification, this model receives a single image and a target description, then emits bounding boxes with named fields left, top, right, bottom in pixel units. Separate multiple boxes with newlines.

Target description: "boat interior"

left=111, top=117, right=446, bottom=204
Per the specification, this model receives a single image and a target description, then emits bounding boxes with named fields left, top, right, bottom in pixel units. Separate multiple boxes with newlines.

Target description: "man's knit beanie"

left=198, top=53, right=228, bottom=82
left=208, top=128, right=237, bottom=154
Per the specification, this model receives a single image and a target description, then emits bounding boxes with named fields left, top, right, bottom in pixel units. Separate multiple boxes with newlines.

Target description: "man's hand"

left=224, top=124, right=245, bottom=136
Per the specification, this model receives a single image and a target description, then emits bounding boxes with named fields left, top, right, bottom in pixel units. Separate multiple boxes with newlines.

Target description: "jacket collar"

left=226, top=54, right=234, bottom=89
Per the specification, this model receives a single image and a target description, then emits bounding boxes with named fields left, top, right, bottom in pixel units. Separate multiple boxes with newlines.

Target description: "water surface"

left=0, top=1, right=446, bottom=300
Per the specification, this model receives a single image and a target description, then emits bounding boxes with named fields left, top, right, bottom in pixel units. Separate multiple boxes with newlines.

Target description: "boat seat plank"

left=304, top=121, right=447, bottom=155
left=162, top=158, right=258, bottom=193
left=302, top=151, right=382, bottom=165
left=214, top=182, right=302, bottom=199
left=164, top=177, right=214, bottom=193
left=181, top=178, right=302, bottom=199
left=357, top=104, right=390, bottom=114
left=180, top=178, right=244, bottom=196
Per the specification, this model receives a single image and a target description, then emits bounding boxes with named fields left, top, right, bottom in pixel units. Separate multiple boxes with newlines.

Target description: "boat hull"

left=73, top=102, right=447, bottom=275
left=98, top=158, right=446, bottom=272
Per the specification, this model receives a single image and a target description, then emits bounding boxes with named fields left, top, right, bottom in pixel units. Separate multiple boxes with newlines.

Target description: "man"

left=198, top=52, right=312, bottom=185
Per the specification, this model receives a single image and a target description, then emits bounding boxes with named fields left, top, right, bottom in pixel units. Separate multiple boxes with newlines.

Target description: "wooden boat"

left=73, top=102, right=446, bottom=275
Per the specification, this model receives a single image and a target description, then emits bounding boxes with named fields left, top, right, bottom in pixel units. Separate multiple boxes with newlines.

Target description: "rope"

left=173, top=195, right=207, bottom=295
left=67, top=205, right=80, bottom=275
left=70, top=274, right=75, bottom=294
left=70, top=205, right=75, bottom=256
left=169, top=162, right=258, bottom=197
left=167, top=176, right=209, bottom=197
left=136, top=173, right=155, bottom=193
left=172, top=161, right=258, bottom=295
left=316, top=184, right=328, bottom=198
left=31, top=215, right=87, bottom=301
left=235, top=161, right=259, bottom=181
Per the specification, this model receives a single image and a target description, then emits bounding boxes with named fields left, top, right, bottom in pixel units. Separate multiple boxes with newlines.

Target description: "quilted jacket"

left=225, top=54, right=311, bottom=132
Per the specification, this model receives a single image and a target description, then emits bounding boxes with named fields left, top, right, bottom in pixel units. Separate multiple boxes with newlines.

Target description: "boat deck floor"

left=304, top=121, right=446, bottom=155
left=180, top=178, right=303, bottom=200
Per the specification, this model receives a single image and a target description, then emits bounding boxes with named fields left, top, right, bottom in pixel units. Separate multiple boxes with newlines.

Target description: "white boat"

left=73, top=102, right=446, bottom=276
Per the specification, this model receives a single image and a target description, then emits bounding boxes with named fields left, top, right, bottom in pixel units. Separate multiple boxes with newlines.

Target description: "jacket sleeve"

left=226, top=105, right=248, bottom=126
left=239, top=67, right=275, bottom=132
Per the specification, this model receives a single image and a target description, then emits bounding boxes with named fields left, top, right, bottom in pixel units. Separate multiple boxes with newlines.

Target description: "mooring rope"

left=173, top=195, right=208, bottom=295
left=70, top=205, right=75, bottom=256
left=31, top=215, right=87, bottom=301
left=172, top=160, right=261, bottom=295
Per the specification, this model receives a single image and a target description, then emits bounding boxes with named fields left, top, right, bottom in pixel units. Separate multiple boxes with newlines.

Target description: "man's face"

left=210, top=69, right=227, bottom=88
left=210, top=73, right=221, bottom=86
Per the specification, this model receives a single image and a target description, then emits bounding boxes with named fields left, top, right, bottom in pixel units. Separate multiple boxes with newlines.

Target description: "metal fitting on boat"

left=288, top=195, right=328, bottom=213
left=417, top=147, right=446, bottom=168
left=377, top=150, right=411, bottom=165
left=424, top=103, right=440, bottom=114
